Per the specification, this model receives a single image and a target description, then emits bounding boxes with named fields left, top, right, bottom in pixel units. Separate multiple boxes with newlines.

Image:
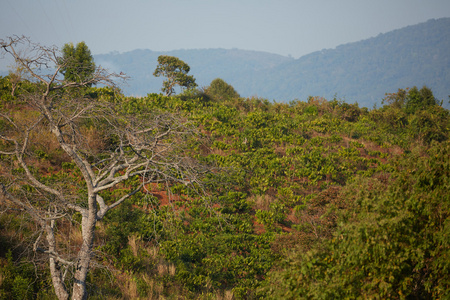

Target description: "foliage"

left=262, top=141, right=450, bottom=299
left=409, top=105, right=449, bottom=144
left=59, top=41, right=95, bottom=85
left=383, top=85, right=440, bottom=114
left=0, top=250, right=35, bottom=300
left=153, top=55, right=197, bottom=96
left=205, top=78, right=240, bottom=101
left=404, top=86, right=439, bottom=114
left=382, top=87, right=409, bottom=109
left=0, top=215, right=55, bottom=299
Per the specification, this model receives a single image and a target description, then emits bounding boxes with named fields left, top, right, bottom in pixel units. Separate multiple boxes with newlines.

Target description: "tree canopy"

left=206, top=78, right=240, bottom=100
left=59, top=41, right=96, bottom=85
left=153, top=55, right=197, bottom=96
left=383, top=85, right=439, bottom=114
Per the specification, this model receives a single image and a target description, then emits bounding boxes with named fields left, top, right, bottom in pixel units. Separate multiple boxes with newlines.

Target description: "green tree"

left=382, top=87, right=408, bottom=109
left=59, top=41, right=95, bottom=85
left=153, top=55, right=197, bottom=96
left=405, top=85, right=438, bottom=114
left=205, top=78, right=240, bottom=101
left=383, top=86, right=439, bottom=114
left=409, top=105, right=449, bottom=144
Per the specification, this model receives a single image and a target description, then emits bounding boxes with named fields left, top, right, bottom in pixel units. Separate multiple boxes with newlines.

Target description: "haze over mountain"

left=248, top=17, right=450, bottom=108
left=95, top=48, right=292, bottom=98
left=97, top=18, right=448, bottom=108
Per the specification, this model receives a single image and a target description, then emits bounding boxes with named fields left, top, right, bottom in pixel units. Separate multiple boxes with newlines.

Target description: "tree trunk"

left=49, top=257, right=70, bottom=300
left=46, top=226, right=70, bottom=300
left=11, top=84, right=16, bottom=97
left=71, top=207, right=97, bottom=300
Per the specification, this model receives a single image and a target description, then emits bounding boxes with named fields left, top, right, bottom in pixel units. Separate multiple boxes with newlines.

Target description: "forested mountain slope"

left=249, top=17, right=450, bottom=107
left=94, top=18, right=450, bottom=108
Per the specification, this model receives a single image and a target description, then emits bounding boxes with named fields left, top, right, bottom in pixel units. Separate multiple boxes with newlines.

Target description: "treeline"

left=0, top=72, right=449, bottom=299
left=93, top=18, right=450, bottom=108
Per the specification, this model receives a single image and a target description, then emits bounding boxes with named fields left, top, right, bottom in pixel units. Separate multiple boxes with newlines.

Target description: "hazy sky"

left=1, top=0, right=450, bottom=58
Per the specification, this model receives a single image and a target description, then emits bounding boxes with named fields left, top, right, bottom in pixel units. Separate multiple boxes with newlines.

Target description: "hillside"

left=1, top=68, right=449, bottom=298
left=95, top=18, right=450, bottom=108
left=1, top=27, right=449, bottom=300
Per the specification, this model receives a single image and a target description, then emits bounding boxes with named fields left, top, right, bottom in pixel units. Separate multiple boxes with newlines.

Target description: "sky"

left=1, top=0, right=450, bottom=62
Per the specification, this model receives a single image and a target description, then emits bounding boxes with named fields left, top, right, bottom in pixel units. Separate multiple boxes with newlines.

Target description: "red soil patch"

left=142, top=182, right=185, bottom=207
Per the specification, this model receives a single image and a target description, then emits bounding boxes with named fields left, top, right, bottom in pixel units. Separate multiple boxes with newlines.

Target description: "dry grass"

left=122, top=277, right=139, bottom=299
left=141, top=273, right=166, bottom=299
left=117, top=272, right=165, bottom=300
left=155, top=259, right=176, bottom=277
left=146, top=246, right=158, bottom=260
left=115, top=273, right=137, bottom=299
left=32, top=129, right=61, bottom=154
left=128, top=234, right=139, bottom=257
left=156, top=262, right=168, bottom=276
left=274, top=144, right=286, bottom=156
left=210, top=147, right=227, bottom=156
left=68, top=225, right=83, bottom=246
left=79, top=126, right=106, bottom=155
left=168, top=263, right=176, bottom=276
left=216, top=290, right=235, bottom=300
left=249, top=194, right=274, bottom=211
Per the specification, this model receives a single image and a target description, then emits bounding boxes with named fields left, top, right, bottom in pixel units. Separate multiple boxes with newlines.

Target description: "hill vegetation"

left=94, top=18, right=450, bottom=108
left=1, top=55, right=449, bottom=300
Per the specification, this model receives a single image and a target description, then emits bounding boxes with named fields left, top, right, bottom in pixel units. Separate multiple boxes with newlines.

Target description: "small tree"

left=0, top=36, right=209, bottom=300
left=405, top=85, right=438, bottom=114
left=382, top=87, right=409, bottom=109
left=153, top=55, right=197, bottom=96
left=59, top=41, right=95, bottom=85
left=206, top=78, right=240, bottom=101
left=383, top=86, right=439, bottom=114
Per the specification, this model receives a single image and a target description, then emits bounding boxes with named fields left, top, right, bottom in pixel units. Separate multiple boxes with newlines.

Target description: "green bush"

left=0, top=251, right=35, bottom=300
left=205, top=78, right=240, bottom=101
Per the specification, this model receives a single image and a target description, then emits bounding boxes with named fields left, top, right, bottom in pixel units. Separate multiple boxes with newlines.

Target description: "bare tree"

left=0, top=36, right=209, bottom=300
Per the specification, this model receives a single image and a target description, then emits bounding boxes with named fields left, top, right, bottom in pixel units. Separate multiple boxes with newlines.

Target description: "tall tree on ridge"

left=153, top=55, right=197, bottom=96
left=60, top=41, right=95, bottom=86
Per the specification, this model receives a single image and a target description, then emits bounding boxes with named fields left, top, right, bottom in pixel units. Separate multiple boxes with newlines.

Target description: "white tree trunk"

left=47, top=229, right=70, bottom=300
left=49, top=257, right=70, bottom=300
left=72, top=198, right=97, bottom=300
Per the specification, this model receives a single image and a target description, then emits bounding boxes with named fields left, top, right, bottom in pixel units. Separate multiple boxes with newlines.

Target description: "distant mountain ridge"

left=95, top=18, right=450, bottom=108
left=95, top=48, right=292, bottom=97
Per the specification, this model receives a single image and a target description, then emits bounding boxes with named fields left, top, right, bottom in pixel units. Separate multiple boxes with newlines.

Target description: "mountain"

left=94, top=48, right=293, bottom=97
left=245, top=17, right=450, bottom=107
left=96, top=18, right=449, bottom=108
